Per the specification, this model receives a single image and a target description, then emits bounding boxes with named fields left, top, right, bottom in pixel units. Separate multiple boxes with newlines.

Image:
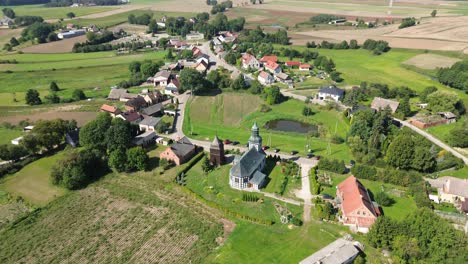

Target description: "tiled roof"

left=371, top=97, right=400, bottom=113
left=319, top=86, right=344, bottom=96
left=259, top=71, right=271, bottom=79
left=285, top=61, right=301, bottom=66
left=260, top=56, right=278, bottom=63
left=265, top=61, right=280, bottom=70
left=337, top=176, right=378, bottom=220
left=100, top=104, right=120, bottom=113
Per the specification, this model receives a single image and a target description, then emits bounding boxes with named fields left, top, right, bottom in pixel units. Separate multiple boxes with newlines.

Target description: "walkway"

left=395, top=118, right=468, bottom=165
left=296, top=164, right=314, bottom=222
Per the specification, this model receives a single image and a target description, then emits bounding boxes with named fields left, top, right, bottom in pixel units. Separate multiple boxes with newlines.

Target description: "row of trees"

left=210, top=0, right=232, bottom=15
left=437, top=59, right=468, bottom=92
left=25, top=87, right=86, bottom=105
left=119, top=59, right=162, bottom=88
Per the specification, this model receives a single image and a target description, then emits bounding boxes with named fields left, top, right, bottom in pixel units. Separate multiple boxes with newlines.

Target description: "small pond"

left=265, top=119, right=318, bottom=134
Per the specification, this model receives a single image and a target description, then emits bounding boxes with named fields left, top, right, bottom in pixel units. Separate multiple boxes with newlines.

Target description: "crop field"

left=20, top=35, right=88, bottom=53
left=403, top=53, right=462, bottom=70
left=184, top=93, right=352, bottom=160
left=8, top=5, right=117, bottom=20
left=0, top=171, right=224, bottom=263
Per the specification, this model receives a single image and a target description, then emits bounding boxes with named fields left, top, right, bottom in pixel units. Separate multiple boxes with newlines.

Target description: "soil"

left=0, top=111, right=97, bottom=126
left=403, top=54, right=461, bottom=70
left=20, top=35, right=88, bottom=54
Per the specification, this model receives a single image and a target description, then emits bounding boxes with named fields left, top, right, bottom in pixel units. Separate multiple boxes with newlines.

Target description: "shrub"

left=375, top=192, right=394, bottom=206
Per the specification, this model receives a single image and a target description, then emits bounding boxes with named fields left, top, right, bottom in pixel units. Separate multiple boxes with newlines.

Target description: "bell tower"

left=248, top=122, right=262, bottom=152
left=210, top=135, right=225, bottom=166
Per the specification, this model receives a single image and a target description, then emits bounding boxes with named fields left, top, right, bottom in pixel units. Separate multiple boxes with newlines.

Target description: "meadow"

left=8, top=5, right=117, bottom=20
left=184, top=93, right=352, bottom=160
left=0, top=127, right=23, bottom=145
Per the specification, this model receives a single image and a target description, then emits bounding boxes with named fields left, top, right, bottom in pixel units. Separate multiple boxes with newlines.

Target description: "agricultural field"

left=0, top=170, right=224, bottom=263
left=8, top=5, right=117, bottom=20
left=20, top=35, right=88, bottom=53
left=403, top=53, right=461, bottom=70
left=184, top=93, right=352, bottom=160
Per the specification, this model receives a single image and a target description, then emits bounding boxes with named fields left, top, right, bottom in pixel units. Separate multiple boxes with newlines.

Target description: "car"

left=224, top=139, right=232, bottom=145
left=274, top=148, right=280, bottom=153
left=290, top=150, right=298, bottom=155
left=306, top=153, right=314, bottom=158
left=232, top=141, right=239, bottom=145
left=262, top=146, right=269, bottom=150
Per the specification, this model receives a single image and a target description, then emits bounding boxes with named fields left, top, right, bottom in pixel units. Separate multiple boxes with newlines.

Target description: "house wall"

left=318, top=92, right=340, bottom=102
left=160, top=149, right=181, bottom=165
left=409, top=119, right=448, bottom=129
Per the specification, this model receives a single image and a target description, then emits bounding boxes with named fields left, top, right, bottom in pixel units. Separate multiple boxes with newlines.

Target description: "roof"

left=299, top=238, right=360, bottom=264
left=260, top=56, right=278, bottom=63
left=119, top=111, right=141, bottom=122
left=153, top=70, right=171, bottom=80
left=141, top=103, right=162, bottom=116
left=125, top=96, right=147, bottom=109
left=285, top=61, right=301, bottom=66
left=319, top=86, right=345, bottom=97
left=438, top=112, right=456, bottom=119
left=371, top=97, right=399, bottom=113
left=230, top=148, right=266, bottom=178
left=100, top=104, right=120, bottom=114
left=139, top=116, right=161, bottom=127
left=178, top=136, right=192, bottom=145
left=275, top=72, right=289, bottom=80
left=132, top=130, right=156, bottom=144
left=337, top=176, right=378, bottom=220
left=258, top=71, right=272, bottom=79
left=299, top=64, right=311, bottom=68
left=242, top=53, right=256, bottom=64
left=249, top=170, right=266, bottom=185
left=170, top=142, right=196, bottom=158
left=265, top=61, right=280, bottom=70
left=210, top=135, right=223, bottom=149
left=443, top=177, right=468, bottom=197
left=107, top=89, right=128, bottom=100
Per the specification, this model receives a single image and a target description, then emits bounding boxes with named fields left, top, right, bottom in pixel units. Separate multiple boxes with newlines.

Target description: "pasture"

left=0, top=127, right=23, bottom=145
left=403, top=54, right=461, bottom=70
left=184, top=93, right=352, bottom=160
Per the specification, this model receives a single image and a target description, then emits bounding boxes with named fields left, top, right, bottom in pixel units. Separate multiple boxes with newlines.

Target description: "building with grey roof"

left=141, top=103, right=163, bottom=116
left=318, top=85, right=345, bottom=102
left=299, top=238, right=362, bottom=264
left=139, top=117, right=161, bottom=132
left=229, top=123, right=267, bottom=190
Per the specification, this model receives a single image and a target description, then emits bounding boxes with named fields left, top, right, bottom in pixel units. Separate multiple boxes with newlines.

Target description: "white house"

left=152, top=70, right=171, bottom=87
left=264, top=61, right=282, bottom=74
left=318, top=86, right=345, bottom=102
left=241, top=53, right=260, bottom=70
left=11, top=136, right=23, bottom=145
left=258, top=71, right=274, bottom=85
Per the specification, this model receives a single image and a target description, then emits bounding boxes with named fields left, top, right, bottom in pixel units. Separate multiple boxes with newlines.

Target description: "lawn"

left=9, top=5, right=116, bottom=20
left=0, top=151, right=68, bottom=206
left=425, top=118, right=464, bottom=145
left=184, top=93, right=352, bottom=160
left=0, top=127, right=23, bottom=145
left=438, top=166, right=468, bottom=179
left=263, top=159, right=302, bottom=199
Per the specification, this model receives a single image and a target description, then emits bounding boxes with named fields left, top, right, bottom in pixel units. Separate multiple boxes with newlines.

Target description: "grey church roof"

left=249, top=170, right=266, bottom=185
left=230, top=148, right=265, bottom=178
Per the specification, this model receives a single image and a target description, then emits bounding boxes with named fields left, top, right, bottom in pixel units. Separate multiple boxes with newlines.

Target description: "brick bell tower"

left=210, top=135, right=225, bottom=166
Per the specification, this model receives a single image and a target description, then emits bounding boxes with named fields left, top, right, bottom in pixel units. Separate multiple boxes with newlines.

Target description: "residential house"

left=192, top=47, right=203, bottom=57
left=258, top=71, right=274, bottom=85
left=371, top=97, right=400, bottom=113
left=100, top=104, right=121, bottom=117
left=107, top=89, right=129, bottom=100
left=165, top=78, right=180, bottom=95
left=168, top=39, right=189, bottom=50
left=186, top=31, right=204, bottom=40
left=260, top=56, right=278, bottom=63
left=116, top=111, right=142, bottom=124
left=65, top=129, right=80, bottom=148
left=285, top=61, right=301, bottom=68
left=142, top=90, right=163, bottom=105
left=274, top=72, right=290, bottom=83
left=265, top=61, right=282, bottom=74
left=152, top=70, right=172, bottom=87
left=125, top=96, right=148, bottom=112
left=0, top=17, right=14, bottom=28
left=139, top=117, right=161, bottom=132
left=241, top=53, right=260, bottom=70
left=299, top=238, right=362, bottom=264
left=196, top=54, right=210, bottom=65
left=318, top=86, right=345, bottom=102
left=160, top=137, right=197, bottom=165
left=141, top=103, right=163, bottom=117
left=229, top=123, right=267, bottom=191
left=299, top=64, right=311, bottom=71
left=195, top=60, right=208, bottom=72
left=434, top=177, right=468, bottom=213
left=336, top=176, right=380, bottom=233
left=132, top=130, right=156, bottom=146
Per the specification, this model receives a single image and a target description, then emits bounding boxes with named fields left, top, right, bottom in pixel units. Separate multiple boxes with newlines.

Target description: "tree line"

left=46, top=0, right=123, bottom=7
left=437, top=59, right=468, bottom=92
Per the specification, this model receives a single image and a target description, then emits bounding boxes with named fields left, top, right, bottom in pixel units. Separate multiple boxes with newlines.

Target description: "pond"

left=264, top=119, right=318, bottom=134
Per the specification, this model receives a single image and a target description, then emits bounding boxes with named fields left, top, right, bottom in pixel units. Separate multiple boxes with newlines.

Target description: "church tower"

left=210, top=135, right=225, bottom=166
left=248, top=122, right=262, bottom=152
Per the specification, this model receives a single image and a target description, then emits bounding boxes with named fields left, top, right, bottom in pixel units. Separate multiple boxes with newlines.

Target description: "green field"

left=0, top=151, right=68, bottom=206
left=184, top=93, right=352, bottom=160
left=8, top=5, right=116, bottom=20
left=438, top=166, right=468, bottom=179
left=0, top=127, right=23, bottom=145
left=426, top=118, right=465, bottom=146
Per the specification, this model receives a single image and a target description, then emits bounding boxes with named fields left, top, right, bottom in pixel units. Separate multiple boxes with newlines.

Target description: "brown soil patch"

left=403, top=54, right=461, bottom=70
left=75, top=4, right=148, bottom=19
left=20, top=35, right=87, bottom=54
left=0, top=111, right=97, bottom=126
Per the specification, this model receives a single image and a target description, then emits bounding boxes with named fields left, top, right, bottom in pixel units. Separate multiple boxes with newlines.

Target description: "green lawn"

left=425, top=118, right=464, bottom=145
left=0, top=151, right=68, bottom=206
left=0, top=127, right=23, bottom=145
left=8, top=5, right=116, bottom=20
left=185, top=93, right=352, bottom=160
left=438, top=166, right=468, bottom=179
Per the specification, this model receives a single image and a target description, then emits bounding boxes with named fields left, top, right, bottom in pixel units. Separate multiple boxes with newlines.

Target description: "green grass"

left=0, top=151, right=68, bottom=206
left=0, top=127, right=23, bottom=145
left=8, top=5, right=116, bottom=20
left=425, top=119, right=463, bottom=144
left=185, top=93, right=352, bottom=160
left=438, top=166, right=468, bottom=179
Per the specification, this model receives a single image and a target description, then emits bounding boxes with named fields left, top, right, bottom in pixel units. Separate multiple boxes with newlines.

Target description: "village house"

left=241, top=53, right=260, bottom=70
left=299, top=64, right=311, bottom=71
left=141, top=103, right=163, bottom=117
left=371, top=97, right=399, bottom=113
left=285, top=61, right=301, bottom=68
left=151, top=70, right=172, bottom=87
left=142, top=90, right=163, bottom=105
left=132, top=130, right=156, bottom=146
left=336, top=176, right=381, bottom=233
left=100, top=104, right=121, bottom=117
left=195, top=60, right=209, bottom=72
left=429, top=176, right=468, bottom=213
left=217, top=31, right=238, bottom=43
left=260, top=56, right=278, bottom=64
left=318, top=86, right=345, bottom=102
left=257, top=71, right=274, bottom=85
left=125, top=96, right=148, bottom=112
left=196, top=54, right=210, bottom=65
left=116, top=111, right=142, bottom=124
left=160, top=137, right=197, bottom=165
left=265, top=61, right=282, bottom=74
left=186, top=31, right=204, bottom=40
left=274, top=72, right=290, bottom=84
left=299, top=238, right=362, bottom=264
left=229, top=123, right=267, bottom=191
left=107, top=89, right=139, bottom=102
left=165, top=78, right=180, bottom=95
left=139, top=117, right=161, bottom=132
left=192, top=47, right=203, bottom=57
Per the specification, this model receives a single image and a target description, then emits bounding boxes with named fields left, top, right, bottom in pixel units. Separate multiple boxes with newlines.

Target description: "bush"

left=290, top=217, right=303, bottom=226
left=317, top=157, right=346, bottom=174
left=375, top=192, right=394, bottom=206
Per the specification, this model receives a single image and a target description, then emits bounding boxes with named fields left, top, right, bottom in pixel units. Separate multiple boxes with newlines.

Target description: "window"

left=235, top=178, right=239, bottom=183
left=243, top=178, right=248, bottom=183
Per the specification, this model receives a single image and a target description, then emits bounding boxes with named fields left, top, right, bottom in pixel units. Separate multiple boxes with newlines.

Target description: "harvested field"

left=0, top=111, right=97, bottom=126
left=20, top=35, right=87, bottom=54
left=403, top=54, right=461, bottom=70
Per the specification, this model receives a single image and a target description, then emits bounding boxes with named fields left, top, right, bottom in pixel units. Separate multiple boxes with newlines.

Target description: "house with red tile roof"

left=299, top=64, right=311, bottom=71
left=260, top=55, right=278, bottom=63
left=100, top=104, right=121, bottom=117
left=265, top=60, right=282, bottom=74
left=336, top=176, right=380, bottom=233
left=241, top=53, right=260, bottom=69
left=285, top=61, right=301, bottom=67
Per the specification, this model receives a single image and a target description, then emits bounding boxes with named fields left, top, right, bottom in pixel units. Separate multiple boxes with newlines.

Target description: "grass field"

left=0, top=151, right=68, bottom=206
left=437, top=166, right=468, bottom=179
left=0, top=127, right=23, bottom=145
left=184, top=93, right=352, bottom=160
left=425, top=118, right=465, bottom=146
left=8, top=5, right=117, bottom=20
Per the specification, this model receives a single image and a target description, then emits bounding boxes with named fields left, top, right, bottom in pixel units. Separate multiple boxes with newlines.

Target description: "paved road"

left=395, top=118, right=468, bottom=165
left=199, top=42, right=241, bottom=78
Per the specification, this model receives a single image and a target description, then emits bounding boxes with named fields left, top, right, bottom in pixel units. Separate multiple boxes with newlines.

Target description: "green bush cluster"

left=317, top=157, right=346, bottom=174
left=242, top=193, right=259, bottom=202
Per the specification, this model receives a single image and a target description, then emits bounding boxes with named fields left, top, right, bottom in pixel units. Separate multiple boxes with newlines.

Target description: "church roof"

left=211, top=135, right=222, bottom=149
left=230, top=148, right=265, bottom=178
left=249, top=170, right=266, bottom=185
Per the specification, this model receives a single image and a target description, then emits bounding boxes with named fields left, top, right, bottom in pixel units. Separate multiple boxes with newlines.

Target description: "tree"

left=375, top=192, right=394, bottom=206
left=140, top=61, right=160, bottom=79
left=2, top=8, right=15, bottom=18
left=201, top=156, right=213, bottom=174
left=20, top=134, right=40, bottom=154
left=9, top=37, right=19, bottom=47
left=386, top=132, right=414, bottom=170
left=0, top=144, right=27, bottom=161
left=230, top=74, right=247, bottom=90
left=419, top=86, right=437, bottom=102
left=50, top=81, right=59, bottom=92
left=79, top=112, right=112, bottom=152
left=128, top=61, right=141, bottom=74
left=72, top=89, right=86, bottom=101
left=447, top=121, right=468, bottom=148
left=45, top=92, right=60, bottom=104
left=412, top=147, right=436, bottom=172
left=179, top=68, right=207, bottom=94
left=431, top=10, right=437, bottom=17
left=66, top=12, right=75, bottom=19
left=108, top=148, right=127, bottom=172
left=427, top=91, right=462, bottom=114
left=25, top=89, right=42, bottom=105
left=31, top=119, right=75, bottom=151
left=47, top=32, right=58, bottom=42
left=349, top=39, right=359, bottom=49
left=126, top=147, right=148, bottom=171
left=397, top=96, right=411, bottom=118
left=264, top=86, right=282, bottom=105
left=105, top=118, right=132, bottom=152
left=148, top=19, right=158, bottom=33
left=165, top=48, right=174, bottom=60
left=224, top=52, right=237, bottom=65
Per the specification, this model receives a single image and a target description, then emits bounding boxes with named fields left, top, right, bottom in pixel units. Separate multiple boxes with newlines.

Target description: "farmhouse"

left=299, top=64, right=311, bottom=71
left=210, top=135, right=226, bottom=166
left=429, top=176, right=468, bottom=213
left=186, top=31, right=204, bottom=40
left=116, top=111, right=142, bottom=124
left=100, top=104, right=121, bottom=117
left=195, top=60, right=209, bottom=72
left=299, top=238, right=362, bottom=264
left=371, top=97, right=399, bottom=113
left=139, top=117, right=161, bottom=132
left=160, top=137, right=196, bottom=165
left=242, top=53, right=260, bottom=69
left=229, top=123, right=267, bottom=191
left=165, top=78, right=181, bottom=95
left=125, top=96, right=148, bottom=112
left=258, top=71, right=274, bottom=85
left=260, top=56, right=278, bottom=63
left=142, top=90, right=163, bottom=105
left=151, top=70, right=172, bottom=87
left=141, top=103, right=163, bottom=117
left=132, top=130, right=156, bottom=146
left=318, top=86, right=344, bottom=102
left=274, top=72, right=290, bottom=84
left=265, top=61, right=282, bottom=74
left=336, top=176, right=380, bottom=233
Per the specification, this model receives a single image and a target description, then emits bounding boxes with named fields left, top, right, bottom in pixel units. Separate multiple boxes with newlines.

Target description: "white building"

left=186, top=31, right=204, bottom=40
left=318, top=86, right=345, bottom=102
left=258, top=71, right=274, bottom=85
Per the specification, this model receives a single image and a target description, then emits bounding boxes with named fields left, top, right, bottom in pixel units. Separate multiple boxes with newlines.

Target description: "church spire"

left=248, top=122, right=262, bottom=151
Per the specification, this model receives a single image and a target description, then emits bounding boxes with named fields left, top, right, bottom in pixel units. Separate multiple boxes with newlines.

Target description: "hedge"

left=175, top=151, right=205, bottom=179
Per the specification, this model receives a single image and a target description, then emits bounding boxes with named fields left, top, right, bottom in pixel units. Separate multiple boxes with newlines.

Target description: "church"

left=229, top=122, right=267, bottom=190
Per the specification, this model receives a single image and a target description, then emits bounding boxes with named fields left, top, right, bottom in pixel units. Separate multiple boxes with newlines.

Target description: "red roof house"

left=260, top=55, right=278, bottom=63
left=285, top=61, right=301, bottom=67
left=336, top=176, right=380, bottom=233
left=299, top=64, right=311, bottom=71
left=100, top=104, right=121, bottom=117
left=265, top=60, right=282, bottom=74
left=241, top=53, right=260, bottom=69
